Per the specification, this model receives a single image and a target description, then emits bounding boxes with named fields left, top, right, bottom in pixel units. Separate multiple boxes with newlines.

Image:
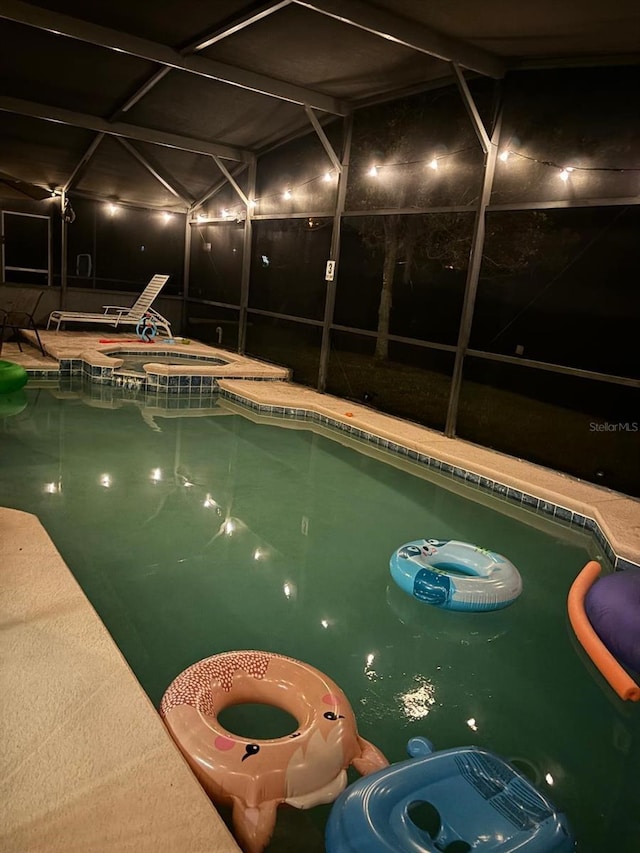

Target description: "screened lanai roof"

left=0, top=0, right=638, bottom=209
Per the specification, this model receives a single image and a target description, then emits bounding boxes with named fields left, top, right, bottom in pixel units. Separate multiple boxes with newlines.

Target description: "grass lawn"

left=240, top=333, right=638, bottom=499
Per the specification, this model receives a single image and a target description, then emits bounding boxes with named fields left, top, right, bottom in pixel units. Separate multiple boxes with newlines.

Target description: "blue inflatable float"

left=390, top=538, right=522, bottom=612
left=326, top=737, right=575, bottom=853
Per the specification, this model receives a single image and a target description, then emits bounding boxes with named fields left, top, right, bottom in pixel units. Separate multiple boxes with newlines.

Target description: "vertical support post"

left=238, top=155, right=257, bottom=354
left=60, top=190, right=68, bottom=308
left=0, top=213, right=5, bottom=282
left=47, top=211, right=53, bottom=287
left=444, top=107, right=502, bottom=437
left=318, top=114, right=352, bottom=392
left=181, top=212, right=191, bottom=334
left=92, top=202, right=97, bottom=290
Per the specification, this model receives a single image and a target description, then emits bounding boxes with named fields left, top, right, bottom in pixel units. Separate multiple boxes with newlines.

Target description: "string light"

left=500, top=149, right=640, bottom=175
left=364, top=145, right=639, bottom=182
left=194, top=167, right=342, bottom=220
left=365, top=146, right=474, bottom=179
left=192, top=143, right=640, bottom=223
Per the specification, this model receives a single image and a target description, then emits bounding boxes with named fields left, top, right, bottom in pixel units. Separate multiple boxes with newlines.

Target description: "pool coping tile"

left=217, top=379, right=640, bottom=572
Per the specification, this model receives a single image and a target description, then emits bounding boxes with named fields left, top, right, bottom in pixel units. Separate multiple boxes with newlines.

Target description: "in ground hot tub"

left=108, top=350, right=229, bottom=373
left=99, top=348, right=232, bottom=395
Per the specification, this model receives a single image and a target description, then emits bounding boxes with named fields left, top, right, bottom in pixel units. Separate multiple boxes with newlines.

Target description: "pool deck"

left=1, top=334, right=639, bottom=852
left=3, top=329, right=291, bottom=381
left=0, top=509, right=240, bottom=853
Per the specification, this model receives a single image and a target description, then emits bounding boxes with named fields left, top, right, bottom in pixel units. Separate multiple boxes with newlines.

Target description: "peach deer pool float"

left=160, top=650, right=388, bottom=853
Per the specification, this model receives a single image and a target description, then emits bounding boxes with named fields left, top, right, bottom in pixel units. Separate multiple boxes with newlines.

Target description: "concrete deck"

left=3, top=330, right=291, bottom=380
left=0, top=508, right=240, bottom=853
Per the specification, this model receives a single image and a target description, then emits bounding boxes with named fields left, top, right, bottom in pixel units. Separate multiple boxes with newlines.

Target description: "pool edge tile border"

left=25, top=347, right=290, bottom=390
left=218, top=385, right=640, bottom=573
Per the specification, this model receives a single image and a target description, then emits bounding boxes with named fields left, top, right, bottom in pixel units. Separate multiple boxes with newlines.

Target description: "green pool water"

left=1, top=387, right=638, bottom=853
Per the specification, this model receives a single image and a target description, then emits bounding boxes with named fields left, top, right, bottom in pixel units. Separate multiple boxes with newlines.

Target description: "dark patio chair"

left=0, top=286, right=46, bottom=356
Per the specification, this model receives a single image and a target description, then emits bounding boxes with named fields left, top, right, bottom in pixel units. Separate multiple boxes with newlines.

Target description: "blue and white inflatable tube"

left=390, top=538, right=522, bottom=612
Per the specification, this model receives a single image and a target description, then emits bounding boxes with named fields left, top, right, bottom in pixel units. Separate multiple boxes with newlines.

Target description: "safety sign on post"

left=325, top=259, right=336, bottom=281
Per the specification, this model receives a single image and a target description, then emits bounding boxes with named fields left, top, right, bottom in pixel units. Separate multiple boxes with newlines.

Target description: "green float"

left=0, top=359, right=28, bottom=394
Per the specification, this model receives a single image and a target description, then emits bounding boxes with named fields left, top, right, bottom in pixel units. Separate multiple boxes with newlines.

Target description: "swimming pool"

left=1, top=387, right=638, bottom=853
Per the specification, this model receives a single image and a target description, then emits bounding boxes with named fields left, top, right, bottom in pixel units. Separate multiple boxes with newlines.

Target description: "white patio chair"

left=47, top=274, right=172, bottom=336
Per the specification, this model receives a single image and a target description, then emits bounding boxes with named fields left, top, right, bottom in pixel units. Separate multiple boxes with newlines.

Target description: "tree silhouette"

left=347, top=88, right=551, bottom=360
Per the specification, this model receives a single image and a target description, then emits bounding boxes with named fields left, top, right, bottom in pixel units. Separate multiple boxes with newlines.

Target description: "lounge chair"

left=0, top=285, right=46, bottom=356
left=47, top=274, right=172, bottom=336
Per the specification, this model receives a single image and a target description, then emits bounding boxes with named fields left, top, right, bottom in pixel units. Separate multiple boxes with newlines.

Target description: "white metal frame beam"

left=116, top=138, right=194, bottom=205
left=297, top=0, right=506, bottom=79
left=112, top=68, right=172, bottom=118
left=0, top=0, right=349, bottom=115
left=445, top=111, right=504, bottom=435
left=190, top=167, right=249, bottom=214
left=62, top=133, right=105, bottom=192
left=111, top=2, right=292, bottom=121
left=0, top=95, right=252, bottom=162
left=188, top=0, right=292, bottom=51
left=211, top=156, right=252, bottom=209
left=452, top=63, right=491, bottom=154
left=304, top=105, right=342, bottom=173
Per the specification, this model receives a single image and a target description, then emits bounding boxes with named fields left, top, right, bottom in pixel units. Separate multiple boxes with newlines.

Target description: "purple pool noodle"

left=585, top=570, right=640, bottom=673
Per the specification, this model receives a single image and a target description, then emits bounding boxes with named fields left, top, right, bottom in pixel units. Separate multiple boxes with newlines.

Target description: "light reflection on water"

left=397, top=675, right=437, bottom=721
